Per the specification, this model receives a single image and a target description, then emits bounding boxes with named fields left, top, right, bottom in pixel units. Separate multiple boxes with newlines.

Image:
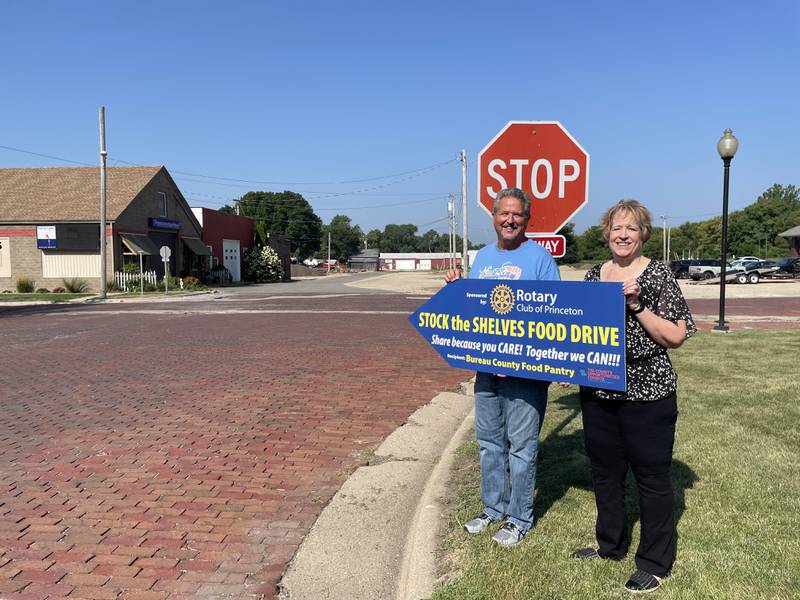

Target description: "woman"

left=574, top=199, right=696, bottom=593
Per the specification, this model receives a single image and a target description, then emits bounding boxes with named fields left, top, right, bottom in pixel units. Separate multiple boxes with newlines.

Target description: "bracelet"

left=628, top=302, right=646, bottom=314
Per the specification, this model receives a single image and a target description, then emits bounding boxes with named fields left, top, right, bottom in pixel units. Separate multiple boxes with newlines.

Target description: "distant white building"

left=380, top=251, right=478, bottom=271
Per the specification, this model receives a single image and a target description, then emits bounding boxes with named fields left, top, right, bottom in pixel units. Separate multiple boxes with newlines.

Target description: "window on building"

left=158, top=192, right=167, bottom=217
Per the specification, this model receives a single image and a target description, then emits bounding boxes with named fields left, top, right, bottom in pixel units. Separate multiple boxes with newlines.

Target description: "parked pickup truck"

left=689, top=259, right=729, bottom=280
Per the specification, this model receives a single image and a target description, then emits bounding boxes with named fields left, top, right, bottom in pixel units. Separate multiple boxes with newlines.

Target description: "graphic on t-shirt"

left=478, top=262, right=523, bottom=280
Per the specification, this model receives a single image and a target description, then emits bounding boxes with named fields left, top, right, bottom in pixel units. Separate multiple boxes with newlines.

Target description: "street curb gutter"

left=279, top=386, right=474, bottom=600
left=394, top=404, right=475, bottom=600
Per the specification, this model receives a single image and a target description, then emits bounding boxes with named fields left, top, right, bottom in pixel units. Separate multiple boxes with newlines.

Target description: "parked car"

left=729, top=256, right=762, bottom=271
left=669, top=259, right=693, bottom=279
left=776, top=256, right=800, bottom=274
left=689, top=259, right=732, bottom=280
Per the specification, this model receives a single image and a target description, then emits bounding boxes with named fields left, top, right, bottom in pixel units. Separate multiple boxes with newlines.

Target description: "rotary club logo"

left=489, top=284, right=514, bottom=315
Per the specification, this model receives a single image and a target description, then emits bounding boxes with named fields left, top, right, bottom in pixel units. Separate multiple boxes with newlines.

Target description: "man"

left=445, top=187, right=560, bottom=547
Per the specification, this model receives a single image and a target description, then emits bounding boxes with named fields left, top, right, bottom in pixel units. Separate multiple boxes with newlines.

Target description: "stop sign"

left=478, top=121, right=589, bottom=235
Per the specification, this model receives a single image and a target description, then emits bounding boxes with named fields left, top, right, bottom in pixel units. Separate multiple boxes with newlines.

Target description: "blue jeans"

left=474, top=371, right=549, bottom=533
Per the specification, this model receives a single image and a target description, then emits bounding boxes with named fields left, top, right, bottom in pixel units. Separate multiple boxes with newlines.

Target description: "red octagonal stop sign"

left=478, top=121, right=589, bottom=235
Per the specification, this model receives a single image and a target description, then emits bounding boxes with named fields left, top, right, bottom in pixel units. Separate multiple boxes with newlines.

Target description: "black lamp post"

left=713, top=128, right=739, bottom=332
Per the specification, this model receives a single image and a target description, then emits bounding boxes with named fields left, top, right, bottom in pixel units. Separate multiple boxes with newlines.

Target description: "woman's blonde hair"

left=600, top=199, right=653, bottom=242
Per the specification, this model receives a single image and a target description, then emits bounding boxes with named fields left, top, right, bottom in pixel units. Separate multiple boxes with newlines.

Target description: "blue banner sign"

left=409, top=279, right=626, bottom=391
left=36, top=225, right=57, bottom=249
left=148, top=217, right=182, bottom=230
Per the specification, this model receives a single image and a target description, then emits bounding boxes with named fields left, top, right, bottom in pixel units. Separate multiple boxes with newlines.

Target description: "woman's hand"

left=444, top=268, right=461, bottom=283
left=622, top=278, right=641, bottom=310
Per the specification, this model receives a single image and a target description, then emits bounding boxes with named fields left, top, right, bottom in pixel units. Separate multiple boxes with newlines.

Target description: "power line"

left=109, top=155, right=456, bottom=187
left=0, top=144, right=94, bottom=166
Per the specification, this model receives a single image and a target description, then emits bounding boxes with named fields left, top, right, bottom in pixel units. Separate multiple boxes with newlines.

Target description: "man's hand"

left=444, top=268, right=461, bottom=283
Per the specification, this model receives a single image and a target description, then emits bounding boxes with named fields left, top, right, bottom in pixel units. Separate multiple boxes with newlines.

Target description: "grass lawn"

left=0, top=293, right=91, bottom=302
left=433, top=330, right=799, bottom=600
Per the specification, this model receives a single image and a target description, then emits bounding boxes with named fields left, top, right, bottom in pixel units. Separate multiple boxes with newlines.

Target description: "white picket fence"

left=114, top=270, right=158, bottom=291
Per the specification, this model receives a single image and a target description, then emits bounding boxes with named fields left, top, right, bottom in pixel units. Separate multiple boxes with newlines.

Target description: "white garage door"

left=223, top=239, right=241, bottom=282
left=395, top=259, right=416, bottom=270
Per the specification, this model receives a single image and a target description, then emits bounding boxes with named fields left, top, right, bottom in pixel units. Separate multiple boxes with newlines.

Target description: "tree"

left=237, top=191, right=322, bottom=259
left=576, top=225, right=608, bottom=261
left=418, top=229, right=441, bottom=253
left=556, top=223, right=579, bottom=264
left=365, top=229, right=382, bottom=250
left=320, top=215, right=364, bottom=262
left=380, top=224, right=419, bottom=252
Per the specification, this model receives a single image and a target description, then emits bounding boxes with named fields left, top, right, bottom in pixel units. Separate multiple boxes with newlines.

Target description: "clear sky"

left=2, top=1, right=798, bottom=244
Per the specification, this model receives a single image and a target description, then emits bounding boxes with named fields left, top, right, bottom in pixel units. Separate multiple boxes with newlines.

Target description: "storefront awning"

left=120, top=233, right=159, bottom=255
left=182, top=237, right=211, bottom=256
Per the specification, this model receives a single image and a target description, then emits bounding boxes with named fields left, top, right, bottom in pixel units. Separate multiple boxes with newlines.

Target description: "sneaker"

left=491, top=522, right=526, bottom=547
left=624, top=570, right=663, bottom=593
left=572, top=547, right=600, bottom=559
left=463, top=512, right=496, bottom=534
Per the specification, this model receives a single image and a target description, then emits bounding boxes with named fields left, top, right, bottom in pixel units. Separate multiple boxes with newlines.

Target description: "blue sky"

left=2, top=1, right=798, bottom=244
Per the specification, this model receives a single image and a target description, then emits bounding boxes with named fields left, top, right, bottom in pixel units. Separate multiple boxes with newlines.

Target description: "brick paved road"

left=1, top=285, right=796, bottom=599
left=0, top=290, right=465, bottom=599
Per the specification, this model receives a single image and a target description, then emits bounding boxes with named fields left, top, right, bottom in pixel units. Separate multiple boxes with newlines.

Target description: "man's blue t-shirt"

left=470, top=240, right=560, bottom=282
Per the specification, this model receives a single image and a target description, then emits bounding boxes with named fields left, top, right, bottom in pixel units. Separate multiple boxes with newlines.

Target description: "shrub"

left=122, top=262, right=140, bottom=274
left=182, top=275, right=204, bottom=290
left=144, top=282, right=158, bottom=292
left=15, top=276, right=35, bottom=293
left=158, top=274, right=179, bottom=291
left=62, top=278, right=90, bottom=293
left=35, top=288, right=50, bottom=294
left=244, top=245, right=283, bottom=283
left=51, top=287, right=66, bottom=293
left=106, top=279, right=120, bottom=292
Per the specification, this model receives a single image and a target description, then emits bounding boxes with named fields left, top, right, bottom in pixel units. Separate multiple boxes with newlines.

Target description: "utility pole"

left=327, top=231, right=331, bottom=274
left=448, top=194, right=455, bottom=270
left=660, top=214, right=667, bottom=262
left=459, top=150, right=468, bottom=276
left=667, top=220, right=671, bottom=261
left=99, top=106, right=108, bottom=299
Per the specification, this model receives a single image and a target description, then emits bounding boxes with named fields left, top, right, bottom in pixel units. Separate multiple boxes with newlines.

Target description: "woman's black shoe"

left=624, top=569, right=663, bottom=593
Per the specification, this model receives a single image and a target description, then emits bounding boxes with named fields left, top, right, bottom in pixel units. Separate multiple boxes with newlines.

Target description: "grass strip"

left=433, top=330, right=799, bottom=600
left=0, top=293, right=91, bottom=302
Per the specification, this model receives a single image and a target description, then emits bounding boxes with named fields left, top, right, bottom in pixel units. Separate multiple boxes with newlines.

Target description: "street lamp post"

left=713, top=128, right=739, bottom=332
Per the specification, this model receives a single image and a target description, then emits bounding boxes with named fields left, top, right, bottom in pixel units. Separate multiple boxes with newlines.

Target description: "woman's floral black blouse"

left=582, top=260, right=697, bottom=402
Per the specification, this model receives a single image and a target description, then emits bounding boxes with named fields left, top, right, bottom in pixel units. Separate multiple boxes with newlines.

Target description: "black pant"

left=580, top=391, right=678, bottom=577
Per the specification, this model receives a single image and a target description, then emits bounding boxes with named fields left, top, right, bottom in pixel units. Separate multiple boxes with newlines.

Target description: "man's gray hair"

left=492, top=188, right=531, bottom=217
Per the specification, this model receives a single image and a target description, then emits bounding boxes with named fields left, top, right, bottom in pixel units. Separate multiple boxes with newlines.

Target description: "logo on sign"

left=490, top=284, right=514, bottom=315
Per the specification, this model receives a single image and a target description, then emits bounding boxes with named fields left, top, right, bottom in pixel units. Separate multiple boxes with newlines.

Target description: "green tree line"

left=223, top=184, right=798, bottom=263
left=574, top=184, right=799, bottom=262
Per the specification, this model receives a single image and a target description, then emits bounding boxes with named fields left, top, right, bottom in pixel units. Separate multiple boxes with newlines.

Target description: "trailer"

left=691, top=266, right=779, bottom=285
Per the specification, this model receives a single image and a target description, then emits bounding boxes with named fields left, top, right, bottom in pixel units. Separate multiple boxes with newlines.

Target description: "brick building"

left=0, top=166, right=209, bottom=291
left=189, top=207, right=292, bottom=282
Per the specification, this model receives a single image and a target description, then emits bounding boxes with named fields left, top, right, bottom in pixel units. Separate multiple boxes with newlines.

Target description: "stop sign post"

left=478, top=121, right=589, bottom=237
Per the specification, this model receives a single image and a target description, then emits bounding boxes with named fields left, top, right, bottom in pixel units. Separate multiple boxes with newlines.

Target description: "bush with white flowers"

left=244, top=245, right=283, bottom=283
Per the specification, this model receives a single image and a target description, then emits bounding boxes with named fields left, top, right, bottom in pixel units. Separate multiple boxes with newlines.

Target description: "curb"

left=394, top=403, right=474, bottom=600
